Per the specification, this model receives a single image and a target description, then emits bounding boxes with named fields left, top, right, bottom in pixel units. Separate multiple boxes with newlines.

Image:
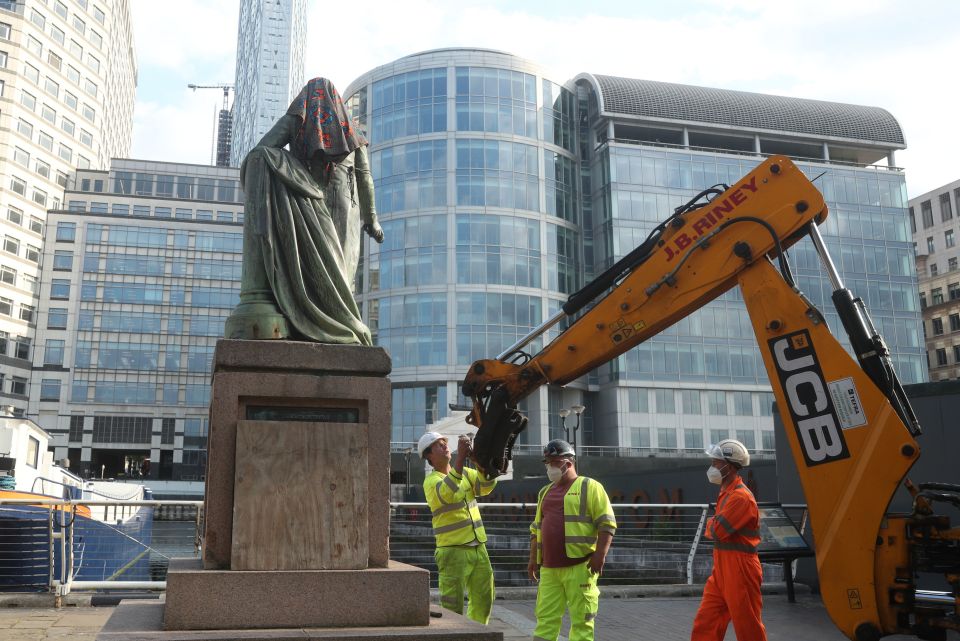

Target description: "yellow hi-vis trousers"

left=435, top=543, right=494, bottom=624
left=533, top=561, right=600, bottom=641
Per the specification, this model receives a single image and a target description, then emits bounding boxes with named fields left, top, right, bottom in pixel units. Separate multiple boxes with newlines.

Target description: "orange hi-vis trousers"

left=691, top=480, right=767, bottom=641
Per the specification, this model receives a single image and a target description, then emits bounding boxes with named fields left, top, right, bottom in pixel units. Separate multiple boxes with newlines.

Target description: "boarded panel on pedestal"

left=231, top=420, right=368, bottom=570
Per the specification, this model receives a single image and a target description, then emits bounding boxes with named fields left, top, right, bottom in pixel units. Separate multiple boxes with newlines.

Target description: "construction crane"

left=188, top=83, right=235, bottom=167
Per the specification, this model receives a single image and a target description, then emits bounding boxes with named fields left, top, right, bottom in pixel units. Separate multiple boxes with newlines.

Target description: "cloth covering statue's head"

left=286, top=77, right=367, bottom=165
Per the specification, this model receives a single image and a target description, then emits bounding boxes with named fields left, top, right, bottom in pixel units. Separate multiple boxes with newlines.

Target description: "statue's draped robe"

left=241, top=113, right=377, bottom=344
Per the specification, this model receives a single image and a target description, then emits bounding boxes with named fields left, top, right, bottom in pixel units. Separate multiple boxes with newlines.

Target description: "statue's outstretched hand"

left=363, top=222, right=384, bottom=244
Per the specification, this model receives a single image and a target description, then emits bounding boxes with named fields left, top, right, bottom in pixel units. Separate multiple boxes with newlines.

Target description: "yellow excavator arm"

left=462, top=156, right=959, bottom=640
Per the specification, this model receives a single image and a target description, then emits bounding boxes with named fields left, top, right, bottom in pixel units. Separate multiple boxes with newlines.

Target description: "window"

left=68, top=39, right=82, bottom=59
left=7, top=207, right=22, bottom=225
left=23, top=62, right=40, bottom=83
left=19, top=303, right=35, bottom=323
left=950, top=258, right=959, bottom=272
left=25, top=245, right=40, bottom=263
left=657, top=428, right=677, bottom=450
left=83, top=78, right=96, bottom=97
left=56, top=171, right=68, bottom=189
left=25, top=35, right=42, bottom=56
left=44, top=339, right=64, bottom=365
left=946, top=229, right=955, bottom=249
left=51, top=279, right=70, bottom=299
left=32, top=188, right=47, bottom=207
left=22, top=273, right=37, bottom=294
left=0, top=22, right=9, bottom=40
left=921, top=200, right=934, bottom=228
left=54, top=0, right=67, bottom=18
left=86, top=53, right=99, bottom=73
left=10, top=377, right=27, bottom=396
left=77, top=155, right=90, bottom=169
left=10, top=176, right=26, bottom=196
left=950, top=314, right=960, bottom=332
left=14, top=336, right=30, bottom=359
left=654, top=389, right=674, bottom=414
left=79, top=129, right=92, bottom=146
left=81, top=103, right=95, bottom=121
left=64, top=90, right=78, bottom=110
left=51, top=24, right=65, bottom=45
left=56, top=221, right=76, bottom=241
left=0, top=265, right=14, bottom=285
left=47, top=308, right=67, bottom=329
left=17, top=118, right=34, bottom=138
left=89, top=30, right=101, bottom=49
left=58, top=143, right=72, bottom=162
left=706, top=390, right=727, bottom=414
left=20, top=90, right=36, bottom=110
left=950, top=283, right=960, bottom=300
left=41, top=104, right=56, bottom=123
left=932, top=318, right=944, bottom=335
left=40, top=379, right=61, bottom=401
left=44, top=77, right=59, bottom=98
left=29, top=9, right=45, bottom=29
left=927, top=236, right=935, bottom=254
left=13, top=147, right=29, bottom=167
left=72, top=15, right=85, bottom=34
left=53, top=250, right=72, bottom=270
left=0, top=297, right=11, bottom=315
left=941, top=193, right=953, bottom=222
left=932, top=287, right=944, bottom=304
left=61, top=116, right=75, bottom=136
left=65, top=65, right=79, bottom=84
left=0, top=49, right=6, bottom=68
left=3, top=235, right=19, bottom=255
left=936, top=348, right=947, bottom=367
left=732, top=391, right=753, bottom=415
left=26, top=436, right=39, bottom=467
left=35, top=159, right=50, bottom=178
left=683, top=429, right=703, bottom=450
left=38, top=131, right=53, bottom=152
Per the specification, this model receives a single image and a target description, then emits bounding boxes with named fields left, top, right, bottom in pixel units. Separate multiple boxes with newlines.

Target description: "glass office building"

left=29, top=159, right=243, bottom=487
left=230, top=0, right=306, bottom=166
left=345, top=49, right=923, bottom=455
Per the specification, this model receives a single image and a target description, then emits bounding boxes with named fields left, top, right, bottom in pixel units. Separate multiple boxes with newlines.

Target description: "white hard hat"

left=705, top=439, right=751, bottom=467
left=417, top=431, right=445, bottom=459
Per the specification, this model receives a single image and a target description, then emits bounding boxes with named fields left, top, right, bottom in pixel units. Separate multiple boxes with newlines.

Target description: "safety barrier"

left=0, top=498, right=806, bottom=594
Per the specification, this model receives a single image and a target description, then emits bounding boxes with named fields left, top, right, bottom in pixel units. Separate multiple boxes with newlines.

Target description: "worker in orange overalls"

left=691, top=439, right=767, bottom=641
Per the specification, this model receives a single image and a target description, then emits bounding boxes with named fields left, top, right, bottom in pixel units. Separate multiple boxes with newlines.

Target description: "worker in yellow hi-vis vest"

left=528, top=439, right=617, bottom=641
left=420, top=431, right=496, bottom=623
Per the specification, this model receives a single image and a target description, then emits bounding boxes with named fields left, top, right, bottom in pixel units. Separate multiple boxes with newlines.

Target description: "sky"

left=130, top=0, right=960, bottom=198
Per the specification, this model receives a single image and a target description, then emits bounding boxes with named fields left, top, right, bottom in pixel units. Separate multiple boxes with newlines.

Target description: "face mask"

left=706, top=464, right=725, bottom=485
left=546, top=462, right=566, bottom=483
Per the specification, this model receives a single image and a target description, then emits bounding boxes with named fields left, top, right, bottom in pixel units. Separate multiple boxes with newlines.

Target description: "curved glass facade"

left=348, top=50, right=578, bottom=445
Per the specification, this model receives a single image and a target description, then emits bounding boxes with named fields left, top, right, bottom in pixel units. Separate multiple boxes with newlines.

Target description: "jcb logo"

left=770, top=330, right=850, bottom=467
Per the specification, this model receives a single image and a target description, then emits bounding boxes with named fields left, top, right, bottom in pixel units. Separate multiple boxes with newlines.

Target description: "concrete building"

left=910, top=180, right=960, bottom=380
left=29, top=158, right=243, bottom=490
left=0, top=0, right=136, bottom=414
left=229, top=0, right=305, bottom=167
left=345, top=48, right=925, bottom=458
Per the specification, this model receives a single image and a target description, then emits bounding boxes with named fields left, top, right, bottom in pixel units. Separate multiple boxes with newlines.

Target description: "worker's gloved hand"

left=457, top=435, right=472, bottom=461
left=527, top=559, right=539, bottom=583
left=587, top=552, right=605, bottom=576
left=363, top=222, right=384, bottom=244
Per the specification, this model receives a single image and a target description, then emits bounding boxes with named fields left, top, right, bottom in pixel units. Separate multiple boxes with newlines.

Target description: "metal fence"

left=0, top=498, right=806, bottom=594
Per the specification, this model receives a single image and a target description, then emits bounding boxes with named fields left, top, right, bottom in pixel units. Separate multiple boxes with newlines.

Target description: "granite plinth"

left=99, top=601, right=502, bottom=641
left=163, top=559, right=429, bottom=631
left=203, top=341, right=391, bottom=570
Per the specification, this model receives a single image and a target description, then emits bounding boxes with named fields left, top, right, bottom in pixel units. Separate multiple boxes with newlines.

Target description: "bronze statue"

left=225, top=78, right=383, bottom=344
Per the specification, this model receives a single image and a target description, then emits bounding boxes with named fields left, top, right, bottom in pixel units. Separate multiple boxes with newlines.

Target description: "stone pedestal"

left=97, top=340, right=499, bottom=640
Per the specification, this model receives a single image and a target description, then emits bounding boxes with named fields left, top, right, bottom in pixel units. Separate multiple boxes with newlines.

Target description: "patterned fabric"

left=286, top=77, right=366, bottom=165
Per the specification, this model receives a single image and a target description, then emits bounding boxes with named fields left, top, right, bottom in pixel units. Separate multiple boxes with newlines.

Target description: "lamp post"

left=570, top=404, right=585, bottom=452
left=559, top=408, right=571, bottom=442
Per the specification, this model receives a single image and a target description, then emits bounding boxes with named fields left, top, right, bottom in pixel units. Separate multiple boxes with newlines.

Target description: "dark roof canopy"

left=586, top=75, right=904, bottom=146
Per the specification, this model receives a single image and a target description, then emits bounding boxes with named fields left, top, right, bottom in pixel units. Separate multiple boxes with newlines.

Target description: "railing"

left=0, top=498, right=807, bottom=595
left=390, top=442, right=776, bottom=459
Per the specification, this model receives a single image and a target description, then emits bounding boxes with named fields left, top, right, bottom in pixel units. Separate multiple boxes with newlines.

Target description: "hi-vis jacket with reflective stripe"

left=424, top=466, right=497, bottom=547
left=530, top=476, right=617, bottom=564
left=706, top=479, right=761, bottom=554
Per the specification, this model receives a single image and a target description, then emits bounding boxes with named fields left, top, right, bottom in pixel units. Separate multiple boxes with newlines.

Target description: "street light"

left=559, top=405, right=586, bottom=452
